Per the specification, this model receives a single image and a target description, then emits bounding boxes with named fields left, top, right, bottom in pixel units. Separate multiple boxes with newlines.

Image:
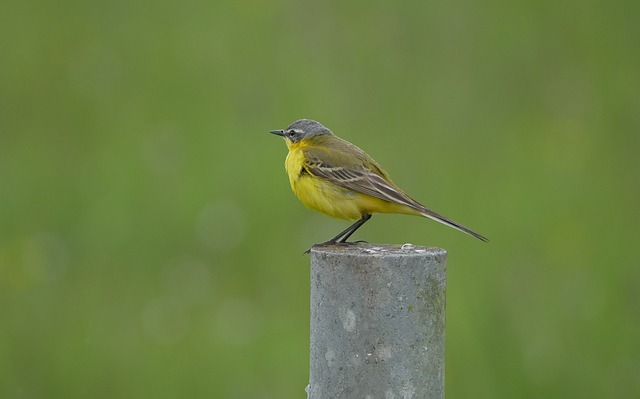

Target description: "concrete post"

left=307, top=244, right=447, bottom=399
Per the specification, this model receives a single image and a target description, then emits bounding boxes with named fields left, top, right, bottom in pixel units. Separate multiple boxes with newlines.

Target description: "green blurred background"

left=1, top=0, right=639, bottom=397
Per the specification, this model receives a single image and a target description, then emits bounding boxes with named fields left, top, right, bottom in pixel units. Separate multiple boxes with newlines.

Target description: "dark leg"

left=304, top=214, right=372, bottom=254
left=336, top=213, right=371, bottom=243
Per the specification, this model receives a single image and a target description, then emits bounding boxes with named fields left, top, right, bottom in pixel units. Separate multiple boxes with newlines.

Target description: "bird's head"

left=270, top=119, right=333, bottom=147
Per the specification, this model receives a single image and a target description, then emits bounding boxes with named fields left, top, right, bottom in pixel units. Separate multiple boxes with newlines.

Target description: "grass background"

left=1, top=0, right=639, bottom=397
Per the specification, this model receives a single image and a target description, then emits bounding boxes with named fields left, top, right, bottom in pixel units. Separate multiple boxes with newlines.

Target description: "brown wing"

left=302, top=140, right=489, bottom=242
left=303, top=146, right=426, bottom=212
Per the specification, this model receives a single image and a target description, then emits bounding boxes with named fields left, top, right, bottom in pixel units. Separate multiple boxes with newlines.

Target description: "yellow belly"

left=284, top=145, right=416, bottom=220
left=292, top=173, right=363, bottom=220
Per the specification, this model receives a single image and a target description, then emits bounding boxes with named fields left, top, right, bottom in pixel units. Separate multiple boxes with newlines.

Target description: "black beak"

left=270, top=129, right=285, bottom=137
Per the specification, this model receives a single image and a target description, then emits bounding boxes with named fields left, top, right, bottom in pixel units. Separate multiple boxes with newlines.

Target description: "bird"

left=270, top=119, right=488, bottom=252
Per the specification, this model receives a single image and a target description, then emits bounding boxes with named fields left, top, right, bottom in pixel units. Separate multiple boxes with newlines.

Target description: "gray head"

left=270, top=119, right=333, bottom=143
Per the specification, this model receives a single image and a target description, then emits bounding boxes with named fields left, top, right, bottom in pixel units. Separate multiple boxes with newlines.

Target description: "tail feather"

left=420, top=208, right=489, bottom=242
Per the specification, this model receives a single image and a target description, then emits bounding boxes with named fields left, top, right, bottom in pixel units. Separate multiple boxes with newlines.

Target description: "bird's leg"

left=304, top=214, right=372, bottom=254
left=336, top=213, right=371, bottom=243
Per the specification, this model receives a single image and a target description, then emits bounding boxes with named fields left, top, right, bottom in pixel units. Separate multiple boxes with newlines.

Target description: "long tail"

left=420, top=208, right=489, bottom=242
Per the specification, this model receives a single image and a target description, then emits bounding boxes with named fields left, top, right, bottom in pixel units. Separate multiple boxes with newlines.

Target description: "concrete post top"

left=310, top=243, right=447, bottom=258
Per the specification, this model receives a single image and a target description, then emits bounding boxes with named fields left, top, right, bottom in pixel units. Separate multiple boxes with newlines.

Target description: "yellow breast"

left=285, top=143, right=363, bottom=220
left=283, top=140, right=418, bottom=220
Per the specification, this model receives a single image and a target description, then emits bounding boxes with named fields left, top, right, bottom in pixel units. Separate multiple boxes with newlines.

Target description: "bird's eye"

left=287, top=130, right=296, bottom=136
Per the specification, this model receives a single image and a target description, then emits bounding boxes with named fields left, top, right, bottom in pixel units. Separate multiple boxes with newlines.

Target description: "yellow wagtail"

left=270, top=119, right=488, bottom=251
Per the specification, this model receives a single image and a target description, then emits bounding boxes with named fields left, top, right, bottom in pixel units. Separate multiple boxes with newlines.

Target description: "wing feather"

left=304, top=149, right=424, bottom=212
left=301, top=141, right=489, bottom=242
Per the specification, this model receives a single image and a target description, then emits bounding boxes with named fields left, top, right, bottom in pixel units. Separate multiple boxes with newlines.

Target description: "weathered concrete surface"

left=308, top=243, right=447, bottom=399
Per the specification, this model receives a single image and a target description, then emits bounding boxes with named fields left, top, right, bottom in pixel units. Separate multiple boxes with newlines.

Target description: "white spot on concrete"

left=401, top=243, right=414, bottom=250
left=375, top=345, right=392, bottom=361
left=325, top=349, right=336, bottom=368
left=363, top=246, right=385, bottom=255
left=340, top=307, right=356, bottom=332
